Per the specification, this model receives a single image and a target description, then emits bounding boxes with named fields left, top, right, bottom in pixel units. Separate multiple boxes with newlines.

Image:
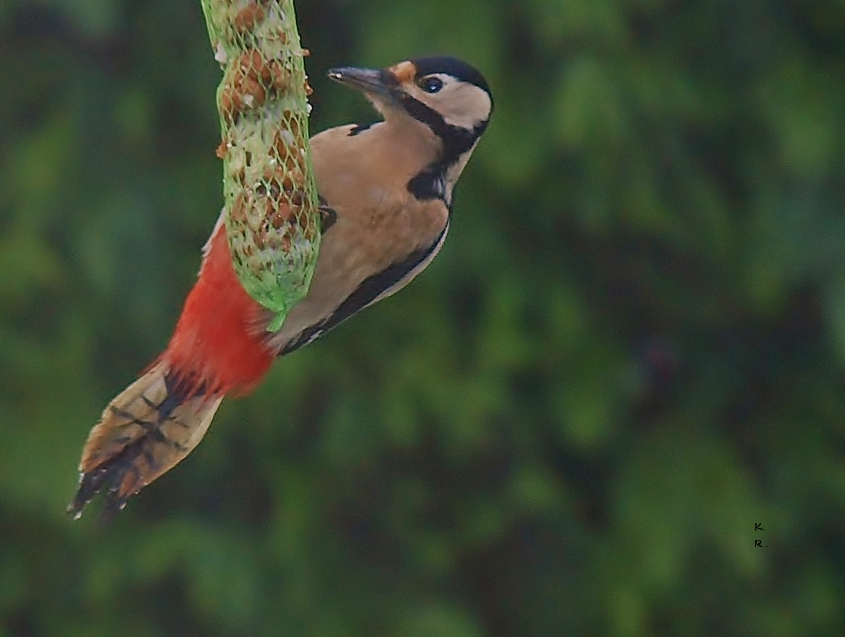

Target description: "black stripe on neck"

left=399, top=95, right=487, bottom=204
left=407, top=169, right=447, bottom=205
left=399, top=94, right=485, bottom=163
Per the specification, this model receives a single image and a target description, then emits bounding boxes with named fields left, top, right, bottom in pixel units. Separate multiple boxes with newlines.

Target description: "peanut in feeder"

left=201, top=0, right=321, bottom=331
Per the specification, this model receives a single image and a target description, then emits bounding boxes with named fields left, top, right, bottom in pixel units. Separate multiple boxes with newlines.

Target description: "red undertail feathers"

left=69, top=223, right=274, bottom=518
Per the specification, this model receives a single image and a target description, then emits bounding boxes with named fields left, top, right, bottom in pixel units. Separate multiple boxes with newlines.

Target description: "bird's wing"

left=277, top=217, right=448, bottom=354
left=265, top=194, right=449, bottom=355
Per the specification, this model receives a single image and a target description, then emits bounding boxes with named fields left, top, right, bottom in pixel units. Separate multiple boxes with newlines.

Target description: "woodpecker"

left=69, top=56, right=493, bottom=517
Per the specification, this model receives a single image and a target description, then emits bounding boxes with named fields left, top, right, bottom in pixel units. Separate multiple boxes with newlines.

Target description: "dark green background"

left=2, top=0, right=845, bottom=635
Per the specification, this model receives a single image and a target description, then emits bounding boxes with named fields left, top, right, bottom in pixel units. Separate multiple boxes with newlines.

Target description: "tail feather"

left=68, top=362, right=222, bottom=518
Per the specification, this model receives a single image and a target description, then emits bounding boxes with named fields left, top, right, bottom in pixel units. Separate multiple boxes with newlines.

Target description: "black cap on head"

left=410, top=56, right=492, bottom=98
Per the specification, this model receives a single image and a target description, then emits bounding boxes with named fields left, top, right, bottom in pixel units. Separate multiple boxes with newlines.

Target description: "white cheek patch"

left=437, top=84, right=492, bottom=130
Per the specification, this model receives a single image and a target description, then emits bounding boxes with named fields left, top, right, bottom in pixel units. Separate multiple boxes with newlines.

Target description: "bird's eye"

left=419, top=76, right=444, bottom=93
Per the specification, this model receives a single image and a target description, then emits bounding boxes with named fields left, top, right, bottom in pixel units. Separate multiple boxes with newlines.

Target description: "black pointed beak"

left=327, top=66, right=394, bottom=98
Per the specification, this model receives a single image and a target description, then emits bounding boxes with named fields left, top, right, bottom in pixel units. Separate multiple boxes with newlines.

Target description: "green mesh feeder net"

left=201, top=0, right=321, bottom=331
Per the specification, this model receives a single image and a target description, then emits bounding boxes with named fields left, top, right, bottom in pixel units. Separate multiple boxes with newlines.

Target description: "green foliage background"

left=2, top=0, right=845, bottom=635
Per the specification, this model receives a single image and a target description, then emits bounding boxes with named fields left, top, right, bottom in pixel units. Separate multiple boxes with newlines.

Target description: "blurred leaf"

left=35, top=0, right=121, bottom=37
left=395, top=603, right=484, bottom=637
left=553, top=56, right=627, bottom=150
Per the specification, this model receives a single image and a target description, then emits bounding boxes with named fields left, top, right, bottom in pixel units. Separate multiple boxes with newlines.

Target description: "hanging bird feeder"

left=201, top=0, right=321, bottom=331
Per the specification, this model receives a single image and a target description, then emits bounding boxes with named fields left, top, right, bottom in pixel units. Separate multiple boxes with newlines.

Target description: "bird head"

left=329, top=57, right=492, bottom=130
left=328, top=56, right=493, bottom=203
